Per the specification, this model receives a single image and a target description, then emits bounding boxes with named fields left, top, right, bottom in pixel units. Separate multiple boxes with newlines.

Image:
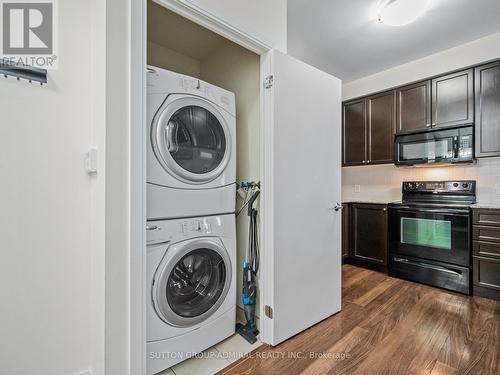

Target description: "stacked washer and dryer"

left=146, top=66, right=237, bottom=375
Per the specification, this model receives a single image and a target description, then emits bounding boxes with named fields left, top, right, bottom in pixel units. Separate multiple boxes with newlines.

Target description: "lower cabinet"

left=342, top=203, right=350, bottom=261
left=344, top=203, right=388, bottom=272
left=473, top=208, right=500, bottom=301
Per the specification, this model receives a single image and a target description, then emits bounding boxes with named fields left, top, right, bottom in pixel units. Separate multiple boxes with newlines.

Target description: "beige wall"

left=342, top=32, right=500, bottom=205
left=200, top=43, right=261, bottom=316
left=343, top=32, right=500, bottom=100
left=148, top=41, right=201, bottom=77
left=343, top=159, right=500, bottom=204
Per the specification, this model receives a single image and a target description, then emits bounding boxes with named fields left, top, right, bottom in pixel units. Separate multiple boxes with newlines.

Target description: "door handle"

left=393, top=257, right=462, bottom=276
left=329, top=203, right=343, bottom=212
left=146, top=225, right=158, bottom=231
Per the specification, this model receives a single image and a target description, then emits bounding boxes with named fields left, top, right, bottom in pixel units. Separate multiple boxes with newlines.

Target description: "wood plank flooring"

left=218, top=264, right=500, bottom=375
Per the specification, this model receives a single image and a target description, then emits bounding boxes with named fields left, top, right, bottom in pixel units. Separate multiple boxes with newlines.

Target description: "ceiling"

left=287, top=0, right=500, bottom=82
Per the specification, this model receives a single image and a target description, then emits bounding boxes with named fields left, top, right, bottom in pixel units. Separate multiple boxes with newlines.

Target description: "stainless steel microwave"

left=394, top=126, right=473, bottom=166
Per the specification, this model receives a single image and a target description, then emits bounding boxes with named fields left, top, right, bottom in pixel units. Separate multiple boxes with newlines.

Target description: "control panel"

left=179, top=219, right=212, bottom=235
left=146, top=217, right=217, bottom=246
left=403, top=180, right=476, bottom=193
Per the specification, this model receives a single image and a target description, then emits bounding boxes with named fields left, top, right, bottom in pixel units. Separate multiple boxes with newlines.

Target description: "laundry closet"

left=146, top=1, right=262, bottom=373
left=145, top=1, right=343, bottom=374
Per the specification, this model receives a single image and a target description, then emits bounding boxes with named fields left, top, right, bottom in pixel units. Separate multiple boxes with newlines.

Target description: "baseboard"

left=474, top=285, right=500, bottom=301
left=344, top=258, right=387, bottom=273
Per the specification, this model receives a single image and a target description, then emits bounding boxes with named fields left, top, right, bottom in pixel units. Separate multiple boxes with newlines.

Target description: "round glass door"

left=153, top=239, right=231, bottom=327
left=153, top=97, right=231, bottom=183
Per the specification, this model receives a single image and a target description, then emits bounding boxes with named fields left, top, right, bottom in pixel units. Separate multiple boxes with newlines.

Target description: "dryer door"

left=152, top=96, right=231, bottom=184
left=153, top=238, right=232, bottom=328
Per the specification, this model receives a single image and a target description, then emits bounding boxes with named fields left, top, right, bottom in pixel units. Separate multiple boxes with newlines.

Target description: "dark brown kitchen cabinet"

left=473, top=208, right=500, bottom=301
left=396, top=80, right=431, bottom=134
left=342, top=203, right=351, bottom=261
left=366, top=91, right=396, bottom=164
left=475, top=61, right=500, bottom=158
left=343, top=91, right=395, bottom=166
left=350, top=203, right=388, bottom=271
left=342, top=99, right=366, bottom=166
left=432, top=69, right=474, bottom=129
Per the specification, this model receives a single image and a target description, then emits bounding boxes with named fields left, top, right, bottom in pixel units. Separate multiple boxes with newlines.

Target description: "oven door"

left=389, top=206, right=470, bottom=266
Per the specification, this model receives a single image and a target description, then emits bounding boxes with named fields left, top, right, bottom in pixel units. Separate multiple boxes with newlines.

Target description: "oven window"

left=400, top=217, right=452, bottom=250
left=400, top=139, right=452, bottom=161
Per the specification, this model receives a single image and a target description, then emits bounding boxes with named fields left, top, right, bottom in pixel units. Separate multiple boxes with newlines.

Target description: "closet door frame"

left=126, top=2, right=273, bottom=374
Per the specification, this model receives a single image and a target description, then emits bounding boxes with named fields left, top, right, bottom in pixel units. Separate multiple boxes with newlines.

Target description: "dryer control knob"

left=193, top=220, right=202, bottom=232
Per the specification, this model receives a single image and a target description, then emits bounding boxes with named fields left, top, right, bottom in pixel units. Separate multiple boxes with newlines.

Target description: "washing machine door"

left=152, top=238, right=232, bottom=328
left=152, top=96, right=231, bottom=184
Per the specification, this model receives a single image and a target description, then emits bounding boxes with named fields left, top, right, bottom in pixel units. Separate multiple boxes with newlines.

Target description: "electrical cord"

left=249, top=206, right=260, bottom=274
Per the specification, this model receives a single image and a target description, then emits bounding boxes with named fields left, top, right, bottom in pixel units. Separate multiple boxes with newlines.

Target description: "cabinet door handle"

left=426, top=123, right=431, bottom=128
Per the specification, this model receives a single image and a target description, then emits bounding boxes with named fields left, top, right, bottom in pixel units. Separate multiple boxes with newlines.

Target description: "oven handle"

left=393, top=257, right=462, bottom=276
left=390, top=206, right=470, bottom=215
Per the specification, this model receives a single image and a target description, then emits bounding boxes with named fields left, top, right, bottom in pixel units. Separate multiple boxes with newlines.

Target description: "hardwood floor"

left=218, top=265, right=500, bottom=375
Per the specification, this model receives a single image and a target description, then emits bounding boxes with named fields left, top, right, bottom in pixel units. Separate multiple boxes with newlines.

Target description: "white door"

left=261, top=50, right=342, bottom=346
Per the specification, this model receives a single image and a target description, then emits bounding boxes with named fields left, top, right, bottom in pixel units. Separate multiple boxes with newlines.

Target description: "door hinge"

left=264, top=75, right=274, bottom=89
left=265, top=305, right=273, bottom=319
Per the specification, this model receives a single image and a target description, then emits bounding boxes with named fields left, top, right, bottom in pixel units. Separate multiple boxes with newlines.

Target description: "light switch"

left=354, top=184, right=361, bottom=193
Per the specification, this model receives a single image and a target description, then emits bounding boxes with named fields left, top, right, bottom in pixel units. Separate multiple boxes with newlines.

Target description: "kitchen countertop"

left=470, top=203, right=500, bottom=209
left=342, top=200, right=397, bottom=205
left=343, top=200, right=500, bottom=209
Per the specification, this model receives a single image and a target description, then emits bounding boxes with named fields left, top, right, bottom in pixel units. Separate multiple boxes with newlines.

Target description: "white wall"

left=185, top=0, right=287, bottom=52
left=343, top=32, right=500, bottom=100
left=200, top=43, right=261, bottom=317
left=0, top=1, right=105, bottom=375
left=342, top=32, right=500, bottom=206
left=105, top=0, right=146, bottom=373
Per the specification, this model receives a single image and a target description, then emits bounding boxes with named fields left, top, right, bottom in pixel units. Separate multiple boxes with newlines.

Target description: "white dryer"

left=146, top=214, right=236, bottom=375
left=147, top=66, right=236, bottom=220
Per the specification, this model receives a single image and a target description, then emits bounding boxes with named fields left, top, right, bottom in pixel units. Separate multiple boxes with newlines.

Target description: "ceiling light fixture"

left=377, top=0, right=430, bottom=27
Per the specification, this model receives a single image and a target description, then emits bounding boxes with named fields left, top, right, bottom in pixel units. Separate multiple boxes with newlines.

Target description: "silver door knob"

left=329, top=203, right=343, bottom=212
left=146, top=225, right=158, bottom=231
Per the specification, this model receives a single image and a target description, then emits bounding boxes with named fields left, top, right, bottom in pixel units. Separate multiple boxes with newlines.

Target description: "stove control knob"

left=453, top=182, right=459, bottom=188
left=462, top=183, right=469, bottom=189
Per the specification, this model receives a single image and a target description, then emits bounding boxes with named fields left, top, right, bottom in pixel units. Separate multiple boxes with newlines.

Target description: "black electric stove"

left=388, top=181, right=476, bottom=294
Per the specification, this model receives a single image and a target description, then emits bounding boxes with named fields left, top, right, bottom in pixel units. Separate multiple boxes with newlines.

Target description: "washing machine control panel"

left=180, top=219, right=212, bottom=236
left=147, top=216, right=227, bottom=246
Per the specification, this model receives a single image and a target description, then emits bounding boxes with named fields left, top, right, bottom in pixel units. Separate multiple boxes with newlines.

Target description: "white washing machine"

left=147, top=66, right=236, bottom=220
left=146, top=214, right=236, bottom=375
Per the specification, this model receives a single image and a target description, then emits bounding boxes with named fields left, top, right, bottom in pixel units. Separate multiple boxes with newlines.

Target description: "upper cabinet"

left=343, top=91, right=396, bottom=166
left=342, top=61, right=500, bottom=167
left=396, top=80, right=431, bottom=134
left=432, top=69, right=474, bottom=129
left=367, top=91, right=396, bottom=164
left=395, top=69, right=474, bottom=134
left=475, top=61, right=500, bottom=158
left=343, top=99, right=366, bottom=166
